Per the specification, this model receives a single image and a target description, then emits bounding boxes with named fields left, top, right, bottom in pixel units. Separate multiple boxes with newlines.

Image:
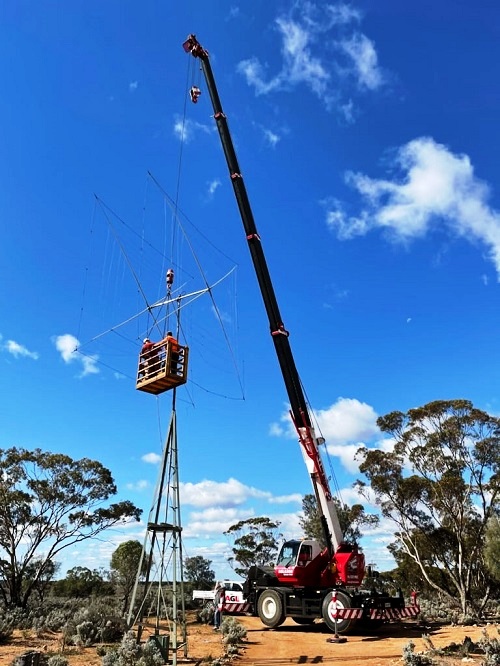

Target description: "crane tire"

left=257, top=589, right=286, bottom=628
left=322, top=590, right=355, bottom=634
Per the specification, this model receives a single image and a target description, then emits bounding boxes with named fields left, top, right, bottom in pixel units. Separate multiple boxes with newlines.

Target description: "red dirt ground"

left=0, top=614, right=497, bottom=666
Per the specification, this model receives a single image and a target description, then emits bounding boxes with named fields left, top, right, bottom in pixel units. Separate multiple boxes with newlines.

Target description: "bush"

left=479, top=628, right=500, bottom=666
left=48, top=656, right=69, bottom=666
left=101, top=632, right=164, bottom=666
left=402, top=641, right=435, bottom=666
left=197, top=603, right=215, bottom=625
left=74, top=620, right=100, bottom=647
left=0, top=609, right=15, bottom=645
left=220, top=616, right=246, bottom=656
left=63, top=599, right=125, bottom=647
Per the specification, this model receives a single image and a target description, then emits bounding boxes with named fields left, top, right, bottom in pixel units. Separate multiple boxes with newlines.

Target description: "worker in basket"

left=158, top=330, right=180, bottom=374
left=139, top=337, right=159, bottom=378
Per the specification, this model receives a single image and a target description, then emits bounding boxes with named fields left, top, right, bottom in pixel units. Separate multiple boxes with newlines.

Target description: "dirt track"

left=1, top=614, right=497, bottom=665
left=235, top=615, right=494, bottom=666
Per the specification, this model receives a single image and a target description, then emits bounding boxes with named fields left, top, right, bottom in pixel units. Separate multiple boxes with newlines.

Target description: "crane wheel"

left=321, top=590, right=355, bottom=634
left=257, top=589, right=286, bottom=628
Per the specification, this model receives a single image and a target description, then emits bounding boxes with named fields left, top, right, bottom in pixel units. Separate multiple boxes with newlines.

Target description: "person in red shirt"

left=161, top=331, right=179, bottom=374
left=140, top=338, right=158, bottom=377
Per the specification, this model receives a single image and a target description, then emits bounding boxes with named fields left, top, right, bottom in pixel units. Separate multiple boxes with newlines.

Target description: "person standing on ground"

left=213, top=583, right=226, bottom=630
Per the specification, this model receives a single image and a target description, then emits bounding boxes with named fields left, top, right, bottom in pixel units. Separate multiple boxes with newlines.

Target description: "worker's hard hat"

left=143, top=338, right=150, bottom=343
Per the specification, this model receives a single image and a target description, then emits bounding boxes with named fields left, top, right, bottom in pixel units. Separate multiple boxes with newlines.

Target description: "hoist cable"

left=77, top=197, right=98, bottom=341
left=147, top=175, right=245, bottom=399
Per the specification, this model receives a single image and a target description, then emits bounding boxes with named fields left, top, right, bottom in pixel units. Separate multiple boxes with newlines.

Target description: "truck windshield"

left=276, top=542, right=300, bottom=567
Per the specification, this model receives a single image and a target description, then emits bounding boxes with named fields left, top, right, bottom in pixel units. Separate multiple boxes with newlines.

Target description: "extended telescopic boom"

left=183, top=34, right=345, bottom=554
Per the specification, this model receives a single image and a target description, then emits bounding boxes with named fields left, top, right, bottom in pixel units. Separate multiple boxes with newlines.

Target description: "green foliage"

left=101, top=632, right=164, bottom=666
left=402, top=640, right=435, bottom=665
left=479, top=627, right=500, bottom=666
left=0, top=607, right=15, bottom=644
left=184, top=555, right=215, bottom=590
left=63, top=598, right=125, bottom=646
left=47, top=656, right=69, bottom=666
left=196, top=603, right=215, bottom=625
left=224, top=517, right=282, bottom=577
left=0, top=446, right=142, bottom=608
left=357, top=399, right=500, bottom=618
left=220, top=616, right=246, bottom=646
left=299, top=493, right=379, bottom=547
left=52, top=566, right=113, bottom=598
left=110, top=540, right=147, bottom=614
left=74, top=620, right=100, bottom=647
left=484, top=515, right=500, bottom=583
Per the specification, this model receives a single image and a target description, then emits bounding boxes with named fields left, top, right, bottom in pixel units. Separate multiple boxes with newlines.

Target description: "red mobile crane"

left=183, top=34, right=419, bottom=633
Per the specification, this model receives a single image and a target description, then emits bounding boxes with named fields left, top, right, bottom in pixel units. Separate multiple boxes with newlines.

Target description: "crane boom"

left=180, top=36, right=421, bottom=634
left=182, top=34, right=346, bottom=555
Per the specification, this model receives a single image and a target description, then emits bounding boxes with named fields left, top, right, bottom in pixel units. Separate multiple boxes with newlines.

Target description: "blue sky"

left=2, top=0, right=500, bottom=582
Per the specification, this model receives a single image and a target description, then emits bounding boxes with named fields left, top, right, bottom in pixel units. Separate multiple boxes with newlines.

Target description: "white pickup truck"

left=192, top=580, right=246, bottom=604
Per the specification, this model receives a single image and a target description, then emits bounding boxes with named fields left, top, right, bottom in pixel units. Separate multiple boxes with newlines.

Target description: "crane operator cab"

left=136, top=333, right=189, bottom=395
left=275, top=539, right=324, bottom=586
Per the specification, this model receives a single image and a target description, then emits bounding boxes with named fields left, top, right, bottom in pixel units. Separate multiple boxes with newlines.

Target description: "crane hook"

left=190, top=86, right=201, bottom=104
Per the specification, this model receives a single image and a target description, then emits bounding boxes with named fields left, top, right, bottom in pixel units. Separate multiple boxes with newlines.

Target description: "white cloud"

left=181, top=478, right=270, bottom=508
left=262, top=128, right=280, bottom=148
left=270, top=397, right=391, bottom=473
left=180, top=477, right=301, bottom=510
left=183, top=507, right=254, bottom=537
left=268, top=493, right=302, bottom=505
left=340, top=33, right=383, bottom=90
left=270, top=397, right=379, bottom=443
left=3, top=338, right=39, bottom=360
left=207, top=179, right=221, bottom=196
left=211, top=304, right=232, bottom=324
left=326, top=137, right=500, bottom=277
left=237, top=18, right=329, bottom=97
left=315, top=397, right=380, bottom=444
left=237, top=2, right=384, bottom=112
left=142, top=452, right=161, bottom=464
left=129, top=81, right=138, bottom=92
left=173, top=116, right=212, bottom=143
left=126, top=479, right=150, bottom=491
left=54, top=333, right=99, bottom=377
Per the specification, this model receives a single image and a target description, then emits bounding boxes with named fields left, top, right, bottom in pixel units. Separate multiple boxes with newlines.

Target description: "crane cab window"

left=297, top=544, right=312, bottom=566
left=136, top=341, right=189, bottom=395
left=276, top=541, right=300, bottom=567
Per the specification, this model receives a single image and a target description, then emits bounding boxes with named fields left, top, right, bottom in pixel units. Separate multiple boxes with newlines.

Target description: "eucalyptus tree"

left=224, top=517, right=282, bottom=578
left=356, top=400, right=500, bottom=618
left=0, top=446, right=142, bottom=607
left=299, top=493, right=379, bottom=548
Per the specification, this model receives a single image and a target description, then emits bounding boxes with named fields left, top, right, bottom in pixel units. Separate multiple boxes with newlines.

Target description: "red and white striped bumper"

left=223, top=602, right=252, bottom=614
left=369, top=606, right=420, bottom=620
left=332, top=606, right=420, bottom=620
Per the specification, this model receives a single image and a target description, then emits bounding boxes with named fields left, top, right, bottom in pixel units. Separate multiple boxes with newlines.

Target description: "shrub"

left=402, top=640, right=435, bottom=666
left=62, top=599, right=125, bottom=647
left=47, top=656, right=69, bottom=666
left=197, top=603, right=215, bottom=625
left=0, top=619, right=14, bottom=644
left=101, top=632, right=164, bottom=666
left=74, top=620, right=100, bottom=647
left=221, top=616, right=246, bottom=644
left=479, top=628, right=500, bottom=666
